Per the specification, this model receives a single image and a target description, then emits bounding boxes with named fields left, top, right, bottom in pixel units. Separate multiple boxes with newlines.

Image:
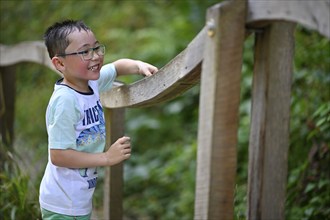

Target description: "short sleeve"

left=98, top=63, right=117, bottom=93
left=46, top=92, right=80, bottom=150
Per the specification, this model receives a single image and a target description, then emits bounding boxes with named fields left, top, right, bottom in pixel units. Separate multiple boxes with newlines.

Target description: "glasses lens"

left=81, top=45, right=105, bottom=61
left=81, top=49, right=93, bottom=60
left=96, top=45, right=105, bottom=56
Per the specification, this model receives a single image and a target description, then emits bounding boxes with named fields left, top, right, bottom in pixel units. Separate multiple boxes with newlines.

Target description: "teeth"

left=89, top=65, right=98, bottom=71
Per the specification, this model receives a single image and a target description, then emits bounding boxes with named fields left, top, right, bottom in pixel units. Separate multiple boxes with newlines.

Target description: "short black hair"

left=44, top=20, right=91, bottom=59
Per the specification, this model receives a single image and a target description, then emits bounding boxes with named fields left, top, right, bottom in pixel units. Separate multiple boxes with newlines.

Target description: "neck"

left=62, top=78, right=90, bottom=93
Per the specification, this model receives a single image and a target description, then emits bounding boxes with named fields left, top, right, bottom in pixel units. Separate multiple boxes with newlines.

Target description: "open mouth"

left=88, top=64, right=99, bottom=71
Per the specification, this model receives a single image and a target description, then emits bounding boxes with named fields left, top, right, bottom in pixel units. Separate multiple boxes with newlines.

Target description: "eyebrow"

left=77, top=41, right=100, bottom=51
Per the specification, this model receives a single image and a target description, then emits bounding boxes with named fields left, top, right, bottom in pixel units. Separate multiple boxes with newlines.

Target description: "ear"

left=51, top=56, right=65, bottom=73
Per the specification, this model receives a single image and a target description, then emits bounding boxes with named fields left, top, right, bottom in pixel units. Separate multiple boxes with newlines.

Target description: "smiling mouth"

left=88, top=65, right=99, bottom=71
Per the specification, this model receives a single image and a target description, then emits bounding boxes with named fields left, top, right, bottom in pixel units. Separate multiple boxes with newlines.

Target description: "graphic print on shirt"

left=77, top=100, right=105, bottom=147
left=77, top=100, right=105, bottom=188
left=79, top=167, right=98, bottom=189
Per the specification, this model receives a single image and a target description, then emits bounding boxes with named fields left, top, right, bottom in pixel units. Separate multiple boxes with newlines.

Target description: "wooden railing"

left=1, top=0, right=329, bottom=219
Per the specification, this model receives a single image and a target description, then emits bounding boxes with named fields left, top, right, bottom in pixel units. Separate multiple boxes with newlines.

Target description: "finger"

left=120, top=143, right=131, bottom=150
left=143, top=70, right=152, bottom=77
left=150, top=66, right=158, bottom=73
left=147, top=66, right=158, bottom=74
left=118, top=136, right=130, bottom=144
left=123, top=148, right=131, bottom=154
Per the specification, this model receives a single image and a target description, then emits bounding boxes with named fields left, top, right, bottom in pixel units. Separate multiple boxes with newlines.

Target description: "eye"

left=78, top=49, right=90, bottom=55
left=93, top=45, right=101, bottom=51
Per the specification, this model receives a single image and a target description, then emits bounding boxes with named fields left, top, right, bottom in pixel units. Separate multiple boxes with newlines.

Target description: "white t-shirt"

left=39, top=63, right=117, bottom=216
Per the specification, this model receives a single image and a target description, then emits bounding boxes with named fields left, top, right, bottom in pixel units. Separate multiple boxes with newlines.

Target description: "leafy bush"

left=124, top=141, right=197, bottom=220
left=286, top=103, right=330, bottom=219
left=0, top=154, right=41, bottom=220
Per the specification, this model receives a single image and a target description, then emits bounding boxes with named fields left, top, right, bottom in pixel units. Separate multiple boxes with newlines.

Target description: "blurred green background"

left=0, top=0, right=329, bottom=219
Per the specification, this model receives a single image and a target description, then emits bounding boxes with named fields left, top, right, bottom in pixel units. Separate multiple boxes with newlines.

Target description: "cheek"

left=79, top=63, right=89, bottom=73
left=73, top=62, right=89, bottom=75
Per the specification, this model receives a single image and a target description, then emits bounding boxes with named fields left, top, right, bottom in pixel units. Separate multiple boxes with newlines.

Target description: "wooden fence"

left=1, top=0, right=329, bottom=219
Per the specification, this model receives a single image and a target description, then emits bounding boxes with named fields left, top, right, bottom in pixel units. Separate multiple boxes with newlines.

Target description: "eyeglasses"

left=57, top=45, right=105, bottom=61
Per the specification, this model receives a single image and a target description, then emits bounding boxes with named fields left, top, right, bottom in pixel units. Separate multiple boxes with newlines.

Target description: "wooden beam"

left=100, top=27, right=206, bottom=108
left=0, top=41, right=58, bottom=73
left=103, top=108, right=125, bottom=220
left=247, top=22, right=295, bottom=220
left=247, top=0, right=330, bottom=39
left=194, top=1, right=246, bottom=219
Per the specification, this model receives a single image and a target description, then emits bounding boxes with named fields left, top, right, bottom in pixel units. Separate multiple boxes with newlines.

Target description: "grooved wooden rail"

left=1, top=0, right=329, bottom=219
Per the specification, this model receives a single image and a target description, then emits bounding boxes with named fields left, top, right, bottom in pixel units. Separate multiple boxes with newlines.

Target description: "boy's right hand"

left=104, top=136, right=131, bottom=166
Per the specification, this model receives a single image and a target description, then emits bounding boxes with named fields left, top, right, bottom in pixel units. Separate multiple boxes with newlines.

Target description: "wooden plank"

left=100, top=27, right=206, bottom=108
left=247, top=22, right=295, bottom=220
left=103, top=108, right=125, bottom=220
left=194, top=0, right=246, bottom=219
left=247, top=0, right=330, bottom=39
left=0, top=31, right=205, bottom=109
left=0, top=41, right=58, bottom=73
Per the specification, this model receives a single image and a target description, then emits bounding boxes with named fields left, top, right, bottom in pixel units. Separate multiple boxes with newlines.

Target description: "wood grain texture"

left=247, top=0, right=330, bottom=39
left=0, top=41, right=58, bottom=73
left=194, top=1, right=246, bottom=219
left=103, top=108, right=125, bottom=220
left=247, top=22, right=295, bottom=220
left=100, top=27, right=206, bottom=108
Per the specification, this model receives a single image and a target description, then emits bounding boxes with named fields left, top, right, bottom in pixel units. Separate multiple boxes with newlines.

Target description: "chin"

left=90, top=72, right=101, bottom=80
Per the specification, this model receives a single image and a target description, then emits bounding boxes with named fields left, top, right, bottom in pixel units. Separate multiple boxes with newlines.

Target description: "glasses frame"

left=56, top=45, right=105, bottom=61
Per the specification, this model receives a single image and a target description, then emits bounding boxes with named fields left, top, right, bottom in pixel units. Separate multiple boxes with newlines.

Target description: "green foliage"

left=0, top=155, right=41, bottom=220
left=124, top=141, right=197, bottom=219
left=286, top=102, right=330, bottom=219
left=120, top=82, right=201, bottom=218
left=285, top=27, right=330, bottom=220
left=308, top=103, right=330, bottom=142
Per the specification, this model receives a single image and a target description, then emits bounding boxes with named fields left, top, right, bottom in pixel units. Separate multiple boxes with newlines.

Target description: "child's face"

left=60, top=30, right=104, bottom=83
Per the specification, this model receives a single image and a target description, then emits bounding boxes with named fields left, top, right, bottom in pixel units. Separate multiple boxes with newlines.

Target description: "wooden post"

left=0, top=66, right=16, bottom=147
left=0, top=66, right=16, bottom=172
left=194, top=1, right=246, bottom=219
left=247, top=22, right=295, bottom=220
left=103, top=108, right=125, bottom=220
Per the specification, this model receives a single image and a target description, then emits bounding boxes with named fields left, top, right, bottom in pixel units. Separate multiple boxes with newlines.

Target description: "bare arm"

left=50, top=136, right=131, bottom=168
left=113, top=58, right=158, bottom=77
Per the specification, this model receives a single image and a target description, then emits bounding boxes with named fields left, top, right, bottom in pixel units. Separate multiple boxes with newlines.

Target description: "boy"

left=39, top=20, right=158, bottom=219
